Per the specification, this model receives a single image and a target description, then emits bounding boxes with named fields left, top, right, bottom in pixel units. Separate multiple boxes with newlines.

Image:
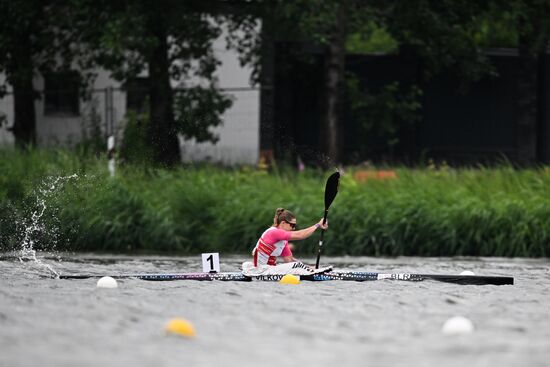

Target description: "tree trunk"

left=11, top=36, right=36, bottom=148
left=146, top=17, right=180, bottom=166
left=516, top=18, right=540, bottom=165
left=259, top=7, right=275, bottom=166
left=322, top=0, right=348, bottom=165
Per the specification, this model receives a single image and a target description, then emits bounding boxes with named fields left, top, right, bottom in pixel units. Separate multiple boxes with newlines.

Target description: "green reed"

left=1, top=148, right=548, bottom=257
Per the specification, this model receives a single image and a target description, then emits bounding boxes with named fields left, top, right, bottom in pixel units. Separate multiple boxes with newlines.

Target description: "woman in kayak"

left=243, top=208, right=329, bottom=275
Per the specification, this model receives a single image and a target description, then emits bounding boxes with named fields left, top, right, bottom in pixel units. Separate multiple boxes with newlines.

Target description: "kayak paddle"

left=315, top=171, right=340, bottom=269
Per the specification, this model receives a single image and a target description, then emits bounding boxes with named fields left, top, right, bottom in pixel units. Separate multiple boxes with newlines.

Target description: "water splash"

left=18, top=174, right=78, bottom=278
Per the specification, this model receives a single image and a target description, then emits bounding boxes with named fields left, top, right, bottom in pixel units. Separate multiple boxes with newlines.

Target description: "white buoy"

left=460, top=270, right=476, bottom=276
left=442, top=316, right=474, bottom=335
left=97, top=276, right=118, bottom=289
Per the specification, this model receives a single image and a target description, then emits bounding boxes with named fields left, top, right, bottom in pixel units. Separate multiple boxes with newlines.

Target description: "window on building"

left=44, top=72, right=80, bottom=116
left=125, top=78, right=149, bottom=114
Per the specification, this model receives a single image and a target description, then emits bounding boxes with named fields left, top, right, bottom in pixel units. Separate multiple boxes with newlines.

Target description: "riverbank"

left=1, top=148, right=549, bottom=256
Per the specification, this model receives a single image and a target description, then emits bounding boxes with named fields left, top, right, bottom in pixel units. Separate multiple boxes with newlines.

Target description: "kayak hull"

left=59, top=271, right=514, bottom=285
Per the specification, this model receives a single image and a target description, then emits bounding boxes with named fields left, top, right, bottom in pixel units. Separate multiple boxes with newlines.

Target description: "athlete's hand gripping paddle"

left=315, top=171, right=340, bottom=269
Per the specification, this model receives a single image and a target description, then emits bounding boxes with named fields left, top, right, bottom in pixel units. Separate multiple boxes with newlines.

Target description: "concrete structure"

left=180, top=33, right=260, bottom=165
left=0, top=29, right=260, bottom=165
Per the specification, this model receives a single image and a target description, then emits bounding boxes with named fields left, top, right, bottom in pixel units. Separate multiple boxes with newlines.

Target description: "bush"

left=1, top=148, right=549, bottom=257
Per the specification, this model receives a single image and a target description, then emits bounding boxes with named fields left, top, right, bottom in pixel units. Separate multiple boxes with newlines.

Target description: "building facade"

left=0, top=30, right=260, bottom=165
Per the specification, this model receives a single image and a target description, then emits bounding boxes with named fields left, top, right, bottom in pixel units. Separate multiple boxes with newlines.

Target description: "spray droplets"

left=18, top=174, right=78, bottom=278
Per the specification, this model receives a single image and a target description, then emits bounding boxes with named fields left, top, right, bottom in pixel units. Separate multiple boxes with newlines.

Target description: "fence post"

left=104, top=86, right=116, bottom=176
left=107, top=135, right=115, bottom=177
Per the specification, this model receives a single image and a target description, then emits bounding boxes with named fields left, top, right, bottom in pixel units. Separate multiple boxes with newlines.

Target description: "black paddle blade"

left=316, top=171, right=340, bottom=269
left=324, top=171, right=340, bottom=210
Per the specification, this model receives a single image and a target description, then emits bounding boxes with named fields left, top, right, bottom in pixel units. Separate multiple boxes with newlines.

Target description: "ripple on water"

left=0, top=254, right=549, bottom=367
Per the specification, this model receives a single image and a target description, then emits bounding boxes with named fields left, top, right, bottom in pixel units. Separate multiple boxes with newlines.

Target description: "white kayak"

left=241, top=261, right=332, bottom=276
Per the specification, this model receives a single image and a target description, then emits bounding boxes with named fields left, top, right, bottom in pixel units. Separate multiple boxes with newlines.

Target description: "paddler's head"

left=273, top=208, right=297, bottom=230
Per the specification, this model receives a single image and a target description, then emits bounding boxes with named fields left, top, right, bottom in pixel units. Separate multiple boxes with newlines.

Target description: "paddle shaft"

left=315, top=209, right=329, bottom=269
left=315, top=171, right=340, bottom=269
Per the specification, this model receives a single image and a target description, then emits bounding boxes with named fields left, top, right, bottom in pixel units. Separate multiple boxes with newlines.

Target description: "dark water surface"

left=1, top=253, right=549, bottom=367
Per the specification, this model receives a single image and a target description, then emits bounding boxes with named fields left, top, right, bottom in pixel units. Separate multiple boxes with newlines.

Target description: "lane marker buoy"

left=442, top=316, right=474, bottom=335
left=166, top=318, right=196, bottom=338
left=279, top=274, right=300, bottom=285
left=96, top=276, right=118, bottom=289
left=460, top=270, right=475, bottom=276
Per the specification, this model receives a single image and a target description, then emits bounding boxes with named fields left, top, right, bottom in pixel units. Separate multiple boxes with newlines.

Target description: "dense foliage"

left=1, top=149, right=548, bottom=257
left=2, top=1, right=548, bottom=164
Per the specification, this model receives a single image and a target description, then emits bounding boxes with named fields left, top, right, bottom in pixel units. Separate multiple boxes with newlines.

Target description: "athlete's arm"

left=289, top=218, right=328, bottom=241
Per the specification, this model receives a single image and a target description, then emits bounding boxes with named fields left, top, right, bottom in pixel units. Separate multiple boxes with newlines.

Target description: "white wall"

left=0, top=70, right=125, bottom=147
left=0, top=26, right=260, bottom=165
left=34, top=69, right=126, bottom=146
left=179, top=26, right=260, bottom=165
left=0, top=75, right=15, bottom=145
left=180, top=90, right=259, bottom=165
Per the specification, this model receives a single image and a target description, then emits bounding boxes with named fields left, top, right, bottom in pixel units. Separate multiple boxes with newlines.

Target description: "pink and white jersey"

left=253, top=227, right=293, bottom=266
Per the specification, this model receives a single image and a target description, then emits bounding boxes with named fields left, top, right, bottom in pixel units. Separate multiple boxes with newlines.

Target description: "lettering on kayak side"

left=291, top=262, right=309, bottom=269
left=377, top=273, right=424, bottom=281
left=312, top=272, right=378, bottom=281
left=251, top=275, right=286, bottom=281
left=310, top=275, right=335, bottom=281
left=136, top=273, right=249, bottom=281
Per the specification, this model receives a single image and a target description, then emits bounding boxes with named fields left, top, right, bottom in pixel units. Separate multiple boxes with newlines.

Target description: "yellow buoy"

left=279, top=274, right=300, bottom=285
left=165, top=318, right=196, bottom=338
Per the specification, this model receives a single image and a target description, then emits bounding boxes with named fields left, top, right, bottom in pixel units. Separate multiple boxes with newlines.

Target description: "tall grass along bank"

left=1, top=149, right=549, bottom=257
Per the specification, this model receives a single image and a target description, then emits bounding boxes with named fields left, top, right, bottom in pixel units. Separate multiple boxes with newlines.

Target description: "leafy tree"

left=348, top=77, right=422, bottom=160
left=384, top=1, right=495, bottom=83
left=279, top=0, right=378, bottom=164
left=228, top=0, right=378, bottom=164
left=0, top=0, right=107, bottom=148
left=232, top=1, right=497, bottom=164
left=380, top=0, right=550, bottom=164
left=511, top=0, right=550, bottom=164
left=229, top=1, right=550, bottom=165
left=0, top=1, right=70, bottom=147
left=68, top=0, right=235, bottom=166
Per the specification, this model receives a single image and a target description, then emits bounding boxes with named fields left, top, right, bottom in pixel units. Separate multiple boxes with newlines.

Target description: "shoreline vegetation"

left=1, top=149, right=549, bottom=257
